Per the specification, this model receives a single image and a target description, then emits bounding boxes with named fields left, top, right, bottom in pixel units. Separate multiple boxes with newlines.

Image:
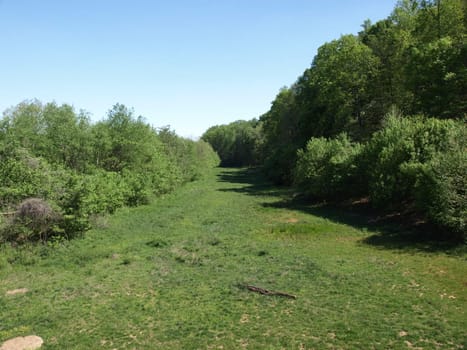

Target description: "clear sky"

left=0, top=0, right=396, bottom=138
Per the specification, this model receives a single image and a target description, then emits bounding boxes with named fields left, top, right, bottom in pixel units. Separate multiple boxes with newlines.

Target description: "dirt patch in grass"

left=284, top=218, right=299, bottom=223
left=0, top=335, right=43, bottom=350
left=5, top=288, right=28, bottom=296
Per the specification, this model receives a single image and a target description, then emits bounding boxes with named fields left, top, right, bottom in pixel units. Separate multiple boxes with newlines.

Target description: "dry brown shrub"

left=16, top=198, right=54, bottom=219
left=11, top=198, right=61, bottom=242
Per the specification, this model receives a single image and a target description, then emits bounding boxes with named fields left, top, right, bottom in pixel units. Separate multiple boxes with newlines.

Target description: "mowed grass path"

left=1, top=168, right=466, bottom=349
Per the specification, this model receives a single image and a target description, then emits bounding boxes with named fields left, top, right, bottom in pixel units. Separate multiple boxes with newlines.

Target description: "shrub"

left=294, top=133, right=363, bottom=199
left=263, top=144, right=299, bottom=185
left=0, top=148, right=46, bottom=206
left=71, top=171, right=127, bottom=216
left=412, top=126, right=466, bottom=237
left=361, top=116, right=461, bottom=208
left=121, top=170, right=151, bottom=206
left=1, top=198, right=61, bottom=243
left=190, top=140, right=221, bottom=178
left=147, top=158, right=182, bottom=195
left=156, top=129, right=220, bottom=187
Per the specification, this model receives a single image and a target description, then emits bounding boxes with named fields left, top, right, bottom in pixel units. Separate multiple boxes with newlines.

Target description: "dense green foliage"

left=362, top=116, right=462, bottom=206
left=258, top=0, right=466, bottom=183
left=0, top=100, right=219, bottom=243
left=293, top=115, right=466, bottom=236
left=158, top=127, right=220, bottom=182
left=411, top=124, right=467, bottom=234
left=202, top=119, right=261, bottom=167
left=294, top=134, right=363, bottom=199
left=202, top=0, right=466, bottom=238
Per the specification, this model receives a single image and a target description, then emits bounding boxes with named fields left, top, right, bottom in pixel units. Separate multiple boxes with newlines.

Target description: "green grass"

left=1, top=168, right=466, bottom=349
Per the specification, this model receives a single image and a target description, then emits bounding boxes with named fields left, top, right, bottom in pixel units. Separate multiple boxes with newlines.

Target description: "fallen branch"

left=0, top=211, right=16, bottom=216
left=242, top=284, right=296, bottom=299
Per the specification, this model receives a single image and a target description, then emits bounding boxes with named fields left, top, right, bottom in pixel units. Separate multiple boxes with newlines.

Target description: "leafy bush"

left=263, top=144, right=299, bottom=185
left=69, top=171, right=126, bottom=216
left=294, top=134, right=363, bottom=199
left=411, top=126, right=466, bottom=237
left=0, top=147, right=75, bottom=206
left=361, top=116, right=460, bottom=208
left=0, top=148, right=46, bottom=206
left=292, top=116, right=466, bottom=236
left=190, top=140, right=220, bottom=179
left=0, top=148, right=90, bottom=242
left=161, top=130, right=220, bottom=181
left=121, top=170, right=151, bottom=206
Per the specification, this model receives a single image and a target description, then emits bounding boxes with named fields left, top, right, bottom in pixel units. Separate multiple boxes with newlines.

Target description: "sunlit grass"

left=1, top=168, right=466, bottom=349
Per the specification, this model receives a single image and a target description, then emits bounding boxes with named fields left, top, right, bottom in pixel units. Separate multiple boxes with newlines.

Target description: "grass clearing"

left=1, top=168, right=466, bottom=349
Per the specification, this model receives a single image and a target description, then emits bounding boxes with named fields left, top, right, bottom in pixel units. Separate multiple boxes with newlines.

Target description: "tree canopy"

left=202, top=0, right=466, bottom=237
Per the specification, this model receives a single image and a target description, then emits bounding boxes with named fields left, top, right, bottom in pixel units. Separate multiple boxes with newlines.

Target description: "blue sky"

left=0, top=0, right=396, bottom=138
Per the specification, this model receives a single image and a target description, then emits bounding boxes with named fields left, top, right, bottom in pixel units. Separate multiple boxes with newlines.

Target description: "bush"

left=361, top=116, right=460, bottom=208
left=263, top=144, right=299, bottom=185
left=292, top=116, right=466, bottom=236
left=412, top=126, right=466, bottom=237
left=159, top=128, right=220, bottom=182
left=294, top=133, right=363, bottom=199
left=185, top=140, right=220, bottom=181
left=69, top=171, right=127, bottom=216
left=121, top=170, right=151, bottom=206
left=0, top=148, right=46, bottom=206
left=1, top=198, right=61, bottom=243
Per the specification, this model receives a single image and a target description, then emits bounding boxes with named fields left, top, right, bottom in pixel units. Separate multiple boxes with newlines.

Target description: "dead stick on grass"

left=0, top=211, right=16, bottom=216
left=243, top=285, right=296, bottom=299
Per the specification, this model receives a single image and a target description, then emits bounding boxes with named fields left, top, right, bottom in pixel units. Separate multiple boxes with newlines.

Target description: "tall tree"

left=259, top=87, right=301, bottom=183
left=360, top=18, right=414, bottom=117
left=310, top=35, right=380, bottom=138
left=407, top=0, right=467, bottom=117
left=407, top=36, right=467, bottom=118
left=41, top=102, right=93, bottom=171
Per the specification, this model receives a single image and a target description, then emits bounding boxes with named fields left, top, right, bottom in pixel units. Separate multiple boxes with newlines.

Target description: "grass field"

left=1, top=168, right=466, bottom=349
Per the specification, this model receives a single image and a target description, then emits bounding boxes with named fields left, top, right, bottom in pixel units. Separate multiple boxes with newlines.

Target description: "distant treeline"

left=0, top=101, right=219, bottom=243
left=202, top=0, right=466, bottom=238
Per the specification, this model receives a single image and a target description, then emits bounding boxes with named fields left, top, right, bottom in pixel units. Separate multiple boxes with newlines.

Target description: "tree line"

left=202, top=0, right=466, bottom=238
left=0, top=101, right=219, bottom=243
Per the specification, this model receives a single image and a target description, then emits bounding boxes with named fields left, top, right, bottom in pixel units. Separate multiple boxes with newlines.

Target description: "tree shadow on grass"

left=265, top=198, right=464, bottom=255
left=217, top=168, right=465, bottom=255
left=216, top=167, right=293, bottom=198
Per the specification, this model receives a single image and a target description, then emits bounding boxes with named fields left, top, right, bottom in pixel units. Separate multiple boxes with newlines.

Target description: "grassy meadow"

left=1, top=168, right=466, bottom=349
